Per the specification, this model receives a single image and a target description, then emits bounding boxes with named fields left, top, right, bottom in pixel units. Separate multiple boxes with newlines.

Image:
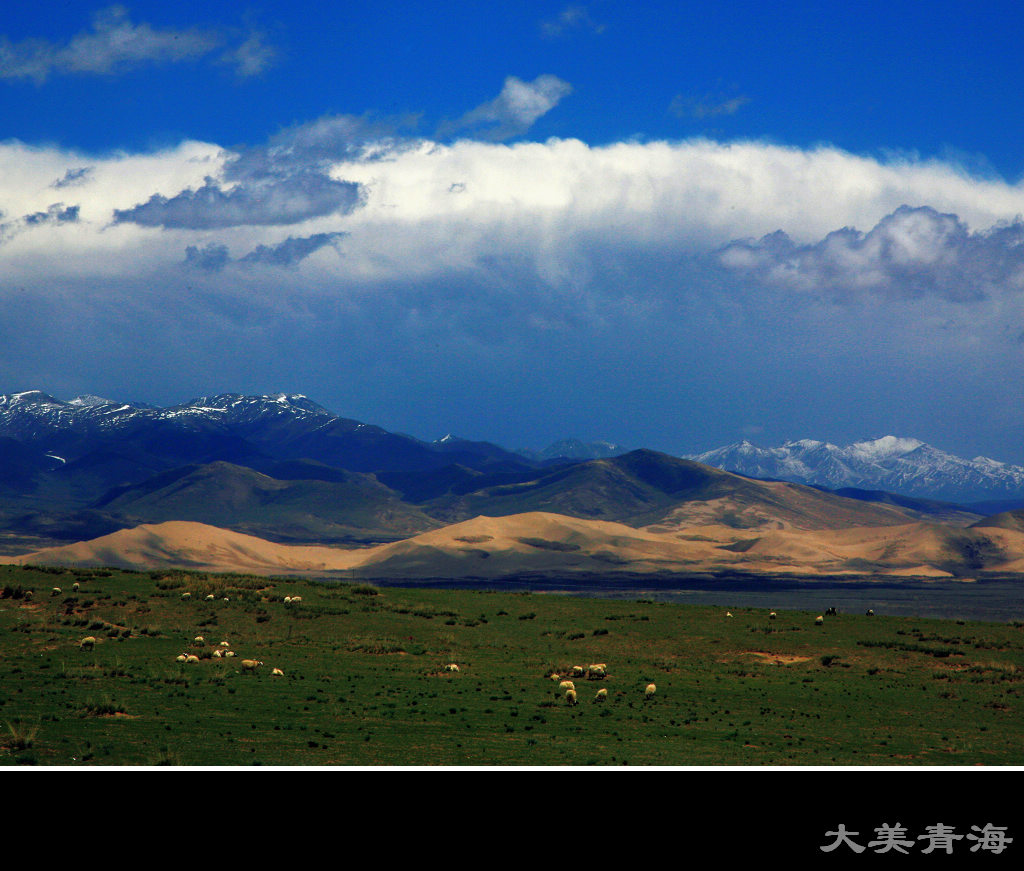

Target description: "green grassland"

left=1, top=563, right=1023, bottom=766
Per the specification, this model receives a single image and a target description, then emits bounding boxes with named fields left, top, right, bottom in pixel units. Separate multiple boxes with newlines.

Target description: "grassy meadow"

left=1, top=563, right=1023, bottom=766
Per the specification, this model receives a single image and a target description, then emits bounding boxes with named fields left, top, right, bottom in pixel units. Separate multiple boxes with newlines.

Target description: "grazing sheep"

left=205, top=594, right=215, bottom=601
left=290, top=596, right=302, bottom=603
left=219, top=641, right=230, bottom=648
left=594, top=688, right=608, bottom=702
left=587, top=664, right=606, bottom=679
left=815, top=615, right=824, bottom=625
left=571, top=665, right=585, bottom=677
left=80, top=636, right=96, bottom=650
left=726, top=611, right=734, bottom=618
left=283, top=596, right=292, bottom=604
left=193, top=636, right=204, bottom=644
left=644, top=683, right=657, bottom=699
left=271, top=667, right=284, bottom=676
left=224, top=651, right=236, bottom=658
left=175, top=654, right=187, bottom=663
left=51, top=587, right=61, bottom=596
left=866, top=609, right=875, bottom=616
left=181, top=592, right=191, bottom=600
left=445, top=663, right=460, bottom=672
left=558, top=680, right=575, bottom=692
left=240, top=659, right=263, bottom=672
left=185, top=655, right=200, bottom=664
left=769, top=611, right=777, bottom=620
left=222, top=597, right=229, bottom=602
left=565, top=688, right=577, bottom=706
left=212, top=649, right=222, bottom=658
left=549, top=672, right=561, bottom=681
left=72, top=583, right=80, bottom=592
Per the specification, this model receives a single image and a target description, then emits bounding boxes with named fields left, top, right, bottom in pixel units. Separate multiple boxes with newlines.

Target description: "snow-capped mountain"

left=0, top=390, right=541, bottom=484
left=0, top=390, right=332, bottom=457
left=687, top=436, right=1024, bottom=503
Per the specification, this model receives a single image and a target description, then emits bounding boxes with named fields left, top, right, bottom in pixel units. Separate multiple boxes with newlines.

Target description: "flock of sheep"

left=78, top=590, right=303, bottom=677
left=544, top=663, right=654, bottom=706
left=74, top=588, right=877, bottom=714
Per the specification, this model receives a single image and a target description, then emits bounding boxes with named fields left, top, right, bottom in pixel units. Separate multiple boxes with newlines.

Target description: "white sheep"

left=645, top=683, right=657, bottom=699
left=726, top=611, right=733, bottom=618
left=219, top=641, right=230, bottom=648
left=571, top=665, right=585, bottom=677
left=185, top=654, right=200, bottom=664
left=240, top=659, right=263, bottom=672
left=224, top=651, right=236, bottom=658
left=205, top=594, right=215, bottom=601
left=79, top=636, right=96, bottom=650
left=181, top=592, right=192, bottom=600
left=769, top=611, right=777, bottom=620
left=290, top=596, right=302, bottom=603
left=445, top=663, right=460, bottom=672
left=193, top=636, right=204, bottom=644
left=51, top=587, right=61, bottom=596
left=815, top=615, right=824, bottom=625
left=271, top=667, right=284, bottom=676
left=866, top=609, right=875, bottom=616
left=558, top=680, right=575, bottom=692
left=594, top=688, right=608, bottom=702
left=549, top=672, right=561, bottom=681
left=72, top=582, right=80, bottom=592
left=587, top=664, right=607, bottom=679
left=283, top=596, right=292, bottom=604
left=565, top=688, right=577, bottom=706
left=212, top=649, right=222, bottom=658
left=222, top=597, right=229, bottom=602
left=175, top=654, right=187, bottom=663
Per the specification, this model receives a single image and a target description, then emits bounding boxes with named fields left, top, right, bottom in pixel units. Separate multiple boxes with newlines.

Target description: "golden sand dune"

left=4, top=511, right=1024, bottom=579
left=0, top=521, right=364, bottom=574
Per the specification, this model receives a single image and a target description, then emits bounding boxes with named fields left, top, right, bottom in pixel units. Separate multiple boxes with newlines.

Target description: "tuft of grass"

left=4, top=721, right=39, bottom=752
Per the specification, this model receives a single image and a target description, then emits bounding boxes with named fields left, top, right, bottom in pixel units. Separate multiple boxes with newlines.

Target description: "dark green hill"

left=92, top=461, right=440, bottom=544
left=427, top=449, right=933, bottom=530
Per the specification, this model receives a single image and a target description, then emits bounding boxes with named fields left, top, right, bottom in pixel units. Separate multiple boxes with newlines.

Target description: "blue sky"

left=2, top=2, right=1024, bottom=464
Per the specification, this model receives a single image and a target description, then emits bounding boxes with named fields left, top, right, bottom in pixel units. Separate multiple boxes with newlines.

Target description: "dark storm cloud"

left=718, top=205, right=1024, bottom=302
left=224, top=112, right=422, bottom=183
left=183, top=232, right=346, bottom=271
left=184, top=242, right=231, bottom=272
left=51, top=167, right=93, bottom=189
left=113, top=173, right=364, bottom=229
left=0, top=202, right=79, bottom=241
left=239, top=232, right=347, bottom=267
left=23, top=203, right=79, bottom=225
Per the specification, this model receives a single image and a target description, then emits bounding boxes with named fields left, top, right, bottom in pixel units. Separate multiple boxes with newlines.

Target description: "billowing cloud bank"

left=2, top=127, right=1024, bottom=458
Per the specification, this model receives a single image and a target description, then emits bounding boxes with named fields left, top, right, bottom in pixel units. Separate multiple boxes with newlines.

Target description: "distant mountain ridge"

left=688, top=436, right=1024, bottom=503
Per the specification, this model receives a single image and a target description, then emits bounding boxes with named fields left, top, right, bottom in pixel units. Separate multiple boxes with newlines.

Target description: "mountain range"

left=687, top=436, right=1024, bottom=506
left=1, top=388, right=1023, bottom=581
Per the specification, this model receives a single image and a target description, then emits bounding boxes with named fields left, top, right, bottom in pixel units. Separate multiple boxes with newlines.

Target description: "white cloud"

left=540, top=5, right=606, bottom=38
left=439, top=75, right=573, bottom=140
left=718, top=205, right=1024, bottom=302
left=0, top=5, right=272, bottom=82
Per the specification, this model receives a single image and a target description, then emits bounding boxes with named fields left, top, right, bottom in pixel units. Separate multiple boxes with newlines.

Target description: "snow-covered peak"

left=1, top=390, right=65, bottom=408
left=68, top=394, right=117, bottom=407
left=688, top=435, right=1024, bottom=502
left=849, top=435, right=925, bottom=458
